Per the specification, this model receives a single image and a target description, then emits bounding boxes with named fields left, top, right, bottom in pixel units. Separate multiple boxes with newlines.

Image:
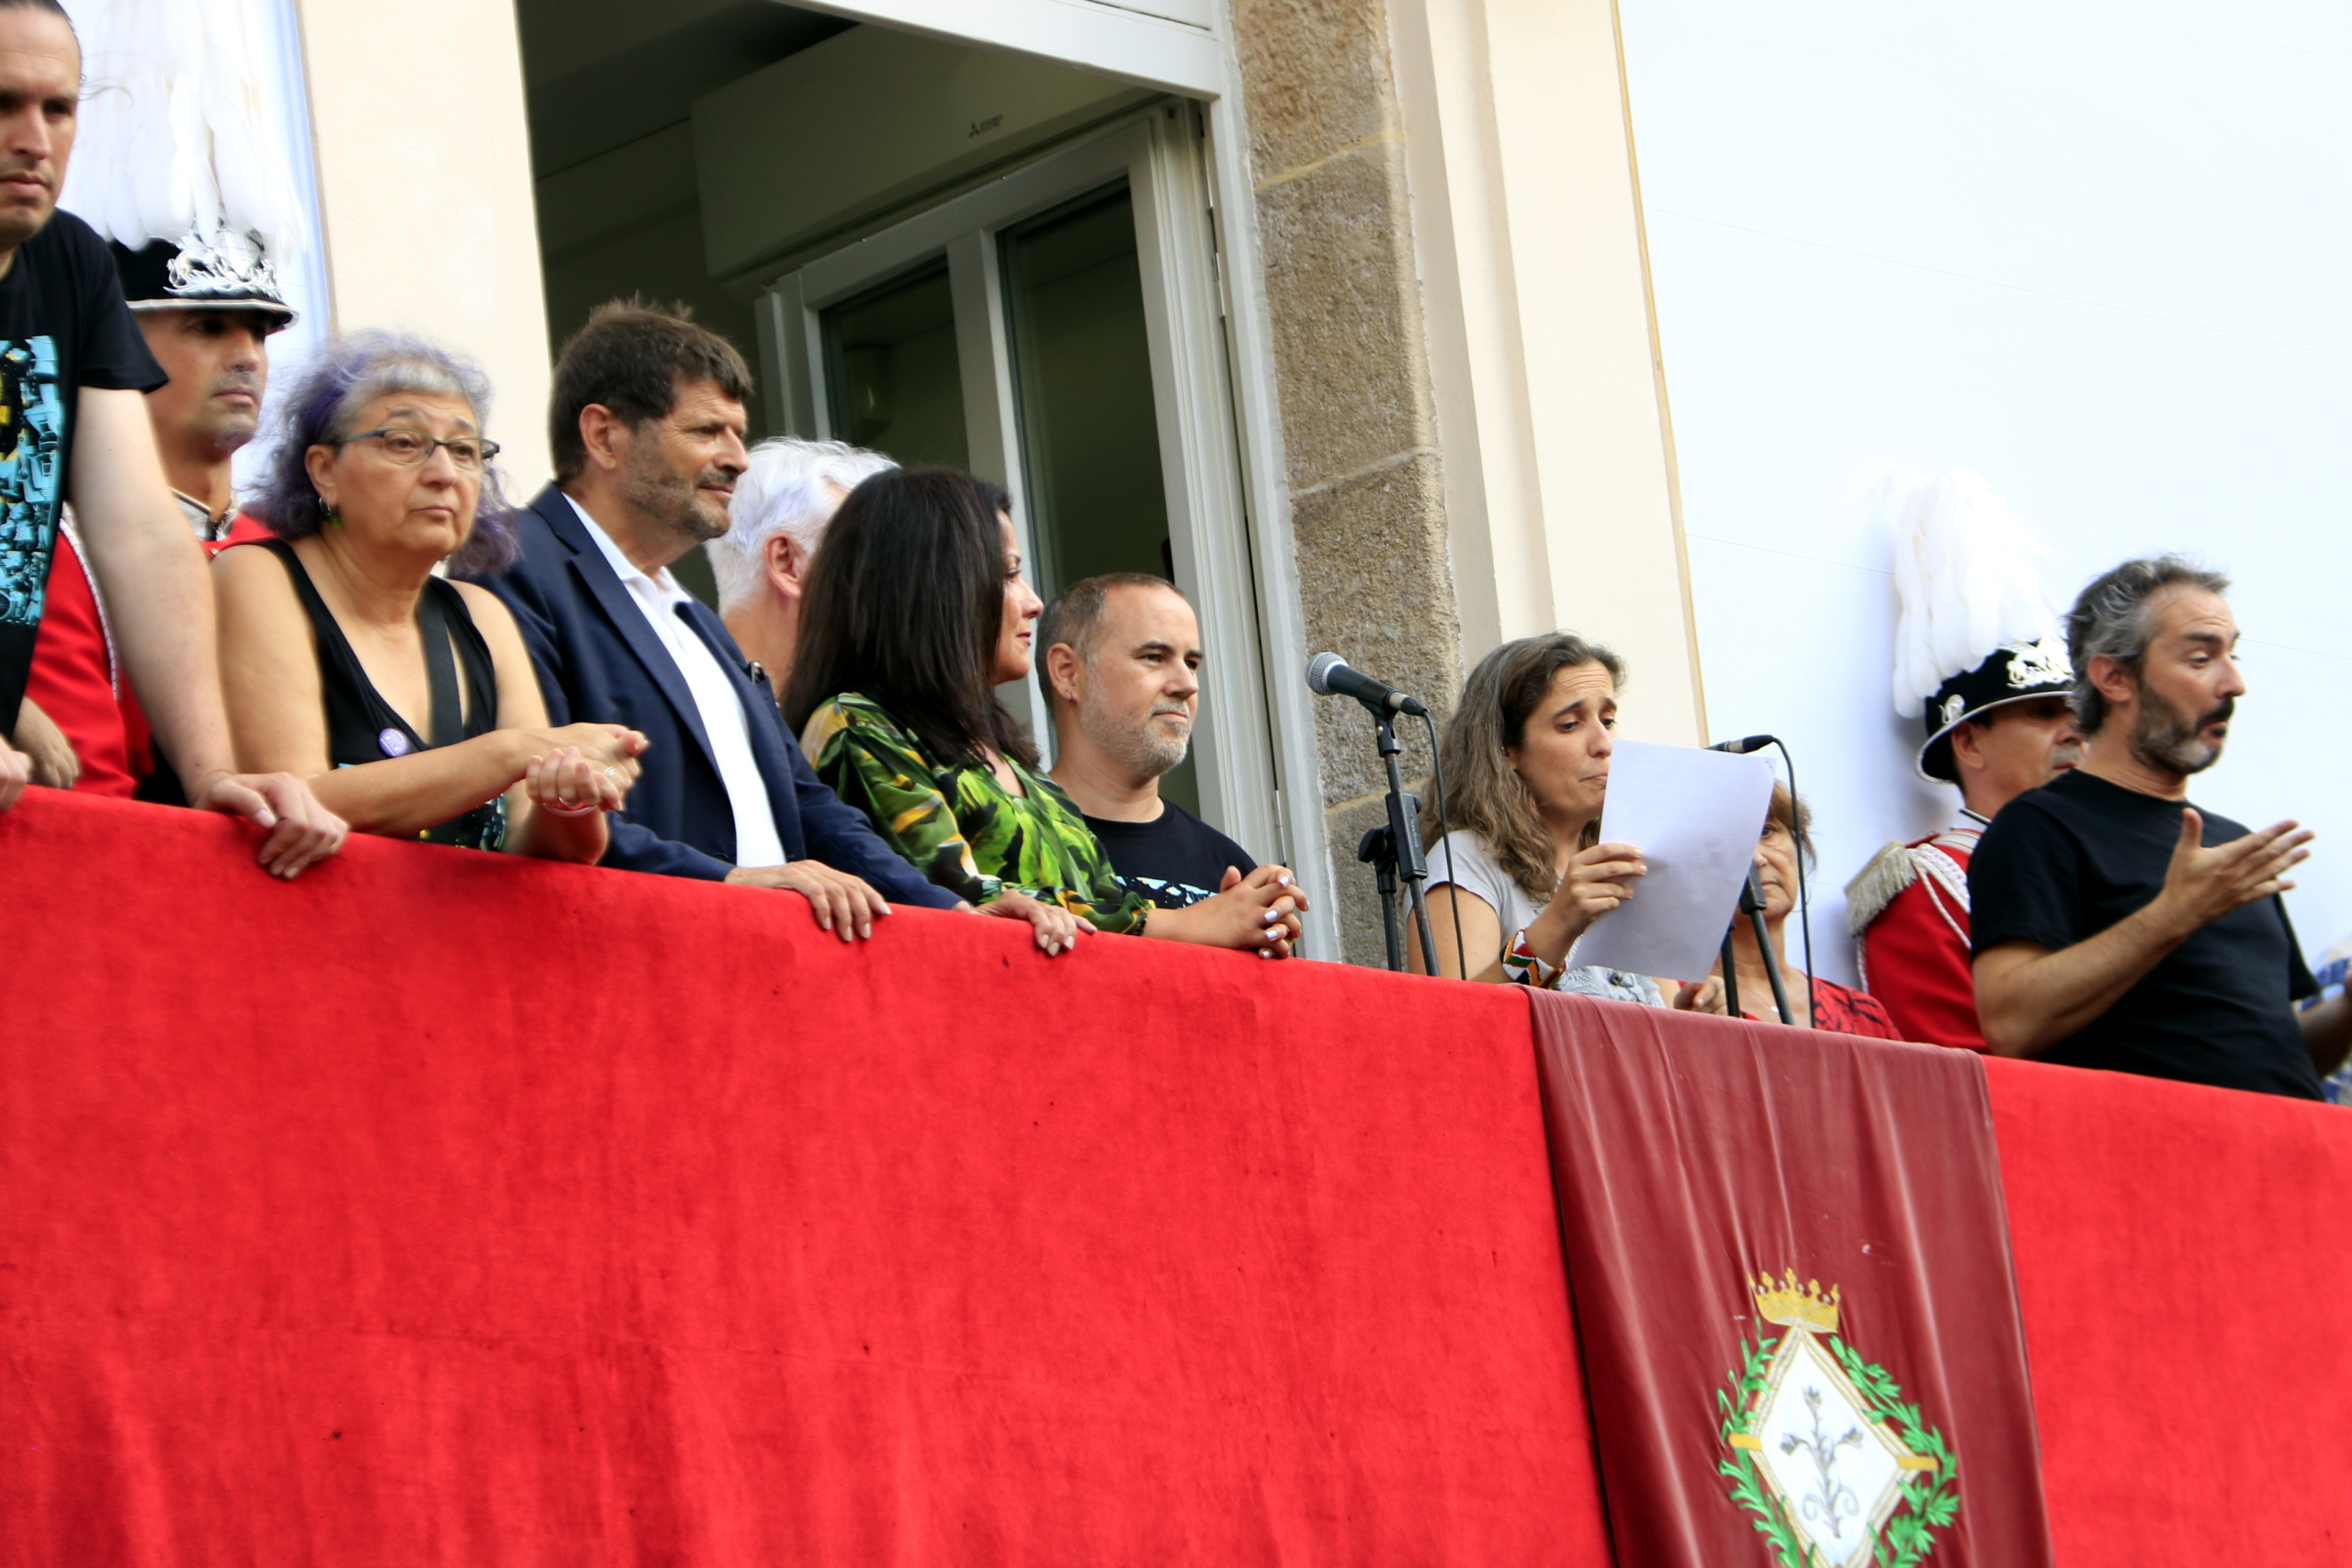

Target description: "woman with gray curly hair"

left=212, top=331, right=646, bottom=860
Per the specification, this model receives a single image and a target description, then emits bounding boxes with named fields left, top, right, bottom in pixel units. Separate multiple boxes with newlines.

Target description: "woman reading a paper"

left=1407, top=633, right=1722, bottom=1010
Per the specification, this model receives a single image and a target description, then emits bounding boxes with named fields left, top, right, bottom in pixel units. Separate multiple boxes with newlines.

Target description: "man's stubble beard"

left=0, top=176, right=54, bottom=255
left=1082, top=696, right=1190, bottom=781
left=194, top=381, right=263, bottom=459
left=620, top=441, right=730, bottom=547
left=2129, top=683, right=2230, bottom=777
left=202, top=370, right=265, bottom=452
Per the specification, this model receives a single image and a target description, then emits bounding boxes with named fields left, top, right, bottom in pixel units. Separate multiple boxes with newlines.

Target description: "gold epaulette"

left=1843, top=841, right=1918, bottom=935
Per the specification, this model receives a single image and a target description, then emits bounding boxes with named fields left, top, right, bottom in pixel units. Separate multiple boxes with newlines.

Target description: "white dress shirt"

left=566, top=496, right=788, bottom=868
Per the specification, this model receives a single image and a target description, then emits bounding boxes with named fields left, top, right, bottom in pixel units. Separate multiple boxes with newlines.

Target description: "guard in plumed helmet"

left=110, top=227, right=293, bottom=544
left=1844, top=471, right=2082, bottom=1049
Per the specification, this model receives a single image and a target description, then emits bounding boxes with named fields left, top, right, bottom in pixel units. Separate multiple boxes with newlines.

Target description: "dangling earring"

left=318, top=492, right=341, bottom=526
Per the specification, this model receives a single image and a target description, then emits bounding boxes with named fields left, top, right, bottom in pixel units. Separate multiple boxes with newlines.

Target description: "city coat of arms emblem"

left=1716, top=1271, right=1959, bottom=1566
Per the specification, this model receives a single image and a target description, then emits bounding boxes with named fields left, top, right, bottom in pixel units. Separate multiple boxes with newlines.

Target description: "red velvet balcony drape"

left=5, top=789, right=2351, bottom=1564
left=0, top=792, right=1606, bottom=1565
left=1530, top=990, right=2053, bottom=1567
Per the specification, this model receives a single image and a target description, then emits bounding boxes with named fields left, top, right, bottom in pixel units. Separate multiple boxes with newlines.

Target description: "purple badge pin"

left=379, top=728, right=412, bottom=758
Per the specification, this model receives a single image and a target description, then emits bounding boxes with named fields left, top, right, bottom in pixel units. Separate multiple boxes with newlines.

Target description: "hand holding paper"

left=1554, top=839, right=1653, bottom=930
left=1566, top=739, right=1777, bottom=982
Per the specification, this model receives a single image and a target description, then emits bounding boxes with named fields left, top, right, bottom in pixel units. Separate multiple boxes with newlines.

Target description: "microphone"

left=1306, top=652, right=1428, bottom=717
left=1709, top=734, right=1777, bottom=755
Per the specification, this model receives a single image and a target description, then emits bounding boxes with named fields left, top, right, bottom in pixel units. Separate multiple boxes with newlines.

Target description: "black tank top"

left=259, top=538, right=506, bottom=851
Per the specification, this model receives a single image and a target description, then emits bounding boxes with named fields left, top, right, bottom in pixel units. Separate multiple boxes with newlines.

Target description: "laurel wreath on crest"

left=1715, top=1331, right=1960, bottom=1567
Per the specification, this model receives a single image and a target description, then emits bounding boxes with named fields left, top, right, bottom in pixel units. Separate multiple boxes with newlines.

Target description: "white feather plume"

left=1878, top=468, right=2056, bottom=718
left=57, top=0, right=300, bottom=258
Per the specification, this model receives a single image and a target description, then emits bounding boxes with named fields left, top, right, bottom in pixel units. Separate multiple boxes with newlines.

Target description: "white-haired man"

left=1040, top=572, right=1306, bottom=941
left=707, top=436, right=894, bottom=702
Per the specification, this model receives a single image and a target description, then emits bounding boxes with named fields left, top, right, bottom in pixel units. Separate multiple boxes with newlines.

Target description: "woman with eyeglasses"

left=214, top=332, right=647, bottom=860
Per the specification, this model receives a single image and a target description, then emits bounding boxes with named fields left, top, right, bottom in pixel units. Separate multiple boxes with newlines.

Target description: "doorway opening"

left=513, top=2, right=1279, bottom=860
left=1000, top=185, right=1175, bottom=596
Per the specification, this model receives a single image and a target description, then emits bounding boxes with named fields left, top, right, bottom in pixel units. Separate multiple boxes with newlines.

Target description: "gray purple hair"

left=706, top=436, right=897, bottom=612
left=248, top=329, right=516, bottom=574
left=2063, top=554, right=2232, bottom=734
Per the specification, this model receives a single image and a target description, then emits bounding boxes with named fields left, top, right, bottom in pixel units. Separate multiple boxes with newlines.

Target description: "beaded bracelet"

left=1501, top=927, right=1564, bottom=989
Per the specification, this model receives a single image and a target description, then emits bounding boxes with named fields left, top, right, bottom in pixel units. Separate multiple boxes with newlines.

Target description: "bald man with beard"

left=1040, top=572, right=1306, bottom=942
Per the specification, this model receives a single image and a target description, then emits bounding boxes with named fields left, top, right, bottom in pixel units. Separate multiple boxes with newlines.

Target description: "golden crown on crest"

left=1750, top=1269, right=1841, bottom=1336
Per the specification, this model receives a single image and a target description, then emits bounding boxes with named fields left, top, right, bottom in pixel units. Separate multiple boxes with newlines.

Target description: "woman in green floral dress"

left=782, top=467, right=1300, bottom=958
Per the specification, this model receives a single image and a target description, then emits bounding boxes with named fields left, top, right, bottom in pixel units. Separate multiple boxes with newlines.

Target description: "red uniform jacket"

left=22, top=510, right=266, bottom=796
left=1849, top=818, right=1985, bottom=1050
left=21, top=528, right=147, bottom=796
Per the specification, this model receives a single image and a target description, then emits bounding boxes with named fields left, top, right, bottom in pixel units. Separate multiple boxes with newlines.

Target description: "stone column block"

left=1231, top=0, right=1396, bottom=177
left=1253, top=142, right=1437, bottom=491
left=1230, top=0, right=1464, bottom=964
left=1292, top=449, right=1459, bottom=804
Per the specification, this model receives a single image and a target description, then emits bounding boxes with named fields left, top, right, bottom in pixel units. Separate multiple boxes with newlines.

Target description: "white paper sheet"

left=1566, top=739, right=1777, bottom=982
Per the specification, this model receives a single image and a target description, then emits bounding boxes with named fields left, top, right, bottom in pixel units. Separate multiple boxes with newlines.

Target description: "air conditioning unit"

left=693, top=26, right=1153, bottom=280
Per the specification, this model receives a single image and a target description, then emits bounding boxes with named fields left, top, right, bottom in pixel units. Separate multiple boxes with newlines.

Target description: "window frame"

left=757, top=105, right=1286, bottom=881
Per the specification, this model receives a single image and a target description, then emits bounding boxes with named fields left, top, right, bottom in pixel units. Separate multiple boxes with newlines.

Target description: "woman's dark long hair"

left=781, top=466, right=1037, bottom=769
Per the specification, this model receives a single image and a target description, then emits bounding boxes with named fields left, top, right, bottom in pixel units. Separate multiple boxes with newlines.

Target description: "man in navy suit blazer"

left=467, top=303, right=959, bottom=929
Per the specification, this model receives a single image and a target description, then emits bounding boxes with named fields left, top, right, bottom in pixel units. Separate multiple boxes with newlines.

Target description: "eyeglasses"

left=348, top=427, right=501, bottom=470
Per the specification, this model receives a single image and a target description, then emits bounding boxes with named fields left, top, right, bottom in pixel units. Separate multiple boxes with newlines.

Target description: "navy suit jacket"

left=468, top=484, right=960, bottom=908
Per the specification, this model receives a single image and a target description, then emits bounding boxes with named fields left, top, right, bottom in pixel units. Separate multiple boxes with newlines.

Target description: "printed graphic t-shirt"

left=0, top=209, right=168, bottom=730
left=1080, top=797, right=1257, bottom=909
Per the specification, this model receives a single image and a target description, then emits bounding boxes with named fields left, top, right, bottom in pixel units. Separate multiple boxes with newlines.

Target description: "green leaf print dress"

left=801, top=692, right=1154, bottom=936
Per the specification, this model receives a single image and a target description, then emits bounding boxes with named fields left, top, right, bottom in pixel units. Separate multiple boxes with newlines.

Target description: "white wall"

left=1388, top=0, right=1707, bottom=745
left=296, top=0, right=553, bottom=486
left=1620, top=0, right=2352, bottom=981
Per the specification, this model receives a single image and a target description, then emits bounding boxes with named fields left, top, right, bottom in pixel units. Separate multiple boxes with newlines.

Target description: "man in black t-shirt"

left=0, top=1, right=337, bottom=873
left=1971, top=556, right=2352, bottom=1097
left=1039, top=573, right=1307, bottom=950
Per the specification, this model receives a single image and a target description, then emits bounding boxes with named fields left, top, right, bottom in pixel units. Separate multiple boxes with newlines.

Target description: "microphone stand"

left=1722, top=867, right=1796, bottom=1027
left=1356, top=825, right=1404, bottom=973
left=1374, top=715, right=1437, bottom=975
left=1719, top=930, right=1739, bottom=1022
